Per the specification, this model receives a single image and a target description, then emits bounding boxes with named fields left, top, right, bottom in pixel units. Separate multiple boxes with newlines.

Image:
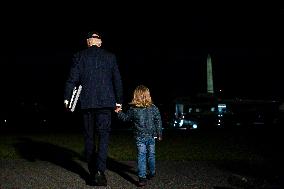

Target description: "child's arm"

left=154, top=106, right=163, bottom=141
left=116, top=108, right=133, bottom=122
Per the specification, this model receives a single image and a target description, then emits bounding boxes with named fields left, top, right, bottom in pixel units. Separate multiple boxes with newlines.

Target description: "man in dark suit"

left=64, top=31, right=123, bottom=186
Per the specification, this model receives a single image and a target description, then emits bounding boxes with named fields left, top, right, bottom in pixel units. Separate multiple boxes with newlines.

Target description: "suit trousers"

left=82, top=108, right=112, bottom=174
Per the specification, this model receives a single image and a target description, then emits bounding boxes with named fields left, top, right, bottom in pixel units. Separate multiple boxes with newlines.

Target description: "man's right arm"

left=154, top=106, right=163, bottom=141
left=64, top=53, right=81, bottom=106
left=112, top=55, right=123, bottom=105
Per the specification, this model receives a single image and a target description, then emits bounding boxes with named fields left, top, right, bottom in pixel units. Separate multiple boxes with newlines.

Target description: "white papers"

left=68, top=85, right=82, bottom=112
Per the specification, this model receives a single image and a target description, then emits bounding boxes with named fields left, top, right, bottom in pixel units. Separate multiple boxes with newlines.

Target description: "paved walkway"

left=1, top=159, right=283, bottom=189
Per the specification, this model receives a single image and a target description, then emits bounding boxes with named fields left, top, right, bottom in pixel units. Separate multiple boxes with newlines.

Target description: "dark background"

left=1, top=5, right=284, bottom=114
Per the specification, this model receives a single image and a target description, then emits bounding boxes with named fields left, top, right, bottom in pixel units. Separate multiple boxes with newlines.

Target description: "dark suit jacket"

left=64, top=46, right=123, bottom=109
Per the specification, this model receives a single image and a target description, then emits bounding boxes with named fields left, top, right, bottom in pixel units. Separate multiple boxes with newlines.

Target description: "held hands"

left=114, top=107, right=122, bottom=113
left=114, top=103, right=122, bottom=113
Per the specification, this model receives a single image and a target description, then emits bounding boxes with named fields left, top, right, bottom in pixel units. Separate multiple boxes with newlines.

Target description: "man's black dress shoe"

left=90, top=170, right=107, bottom=186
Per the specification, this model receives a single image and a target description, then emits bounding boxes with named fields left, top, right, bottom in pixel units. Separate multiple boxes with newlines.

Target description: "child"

left=115, top=85, right=163, bottom=187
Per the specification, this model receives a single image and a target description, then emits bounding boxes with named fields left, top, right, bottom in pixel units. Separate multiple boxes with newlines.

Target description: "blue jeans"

left=136, top=137, right=156, bottom=178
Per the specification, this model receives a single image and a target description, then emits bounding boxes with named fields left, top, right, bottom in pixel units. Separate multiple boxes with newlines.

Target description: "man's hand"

left=64, top=100, right=69, bottom=108
left=64, top=100, right=71, bottom=112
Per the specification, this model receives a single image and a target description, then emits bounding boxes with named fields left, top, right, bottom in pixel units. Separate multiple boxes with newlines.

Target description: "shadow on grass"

left=13, top=137, right=137, bottom=185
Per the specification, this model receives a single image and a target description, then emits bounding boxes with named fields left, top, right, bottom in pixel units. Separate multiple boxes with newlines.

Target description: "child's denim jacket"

left=117, top=104, right=163, bottom=139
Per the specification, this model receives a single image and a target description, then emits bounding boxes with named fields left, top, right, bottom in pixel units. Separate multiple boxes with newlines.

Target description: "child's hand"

left=114, top=107, right=122, bottom=113
left=155, top=136, right=162, bottom=141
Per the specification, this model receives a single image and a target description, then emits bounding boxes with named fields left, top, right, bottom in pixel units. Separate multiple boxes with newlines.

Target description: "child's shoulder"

left=151, top=104, right=158, bottom=109
left=151, top=104, right=161, bottom=112
left=128, top=105, right=139, bottom=111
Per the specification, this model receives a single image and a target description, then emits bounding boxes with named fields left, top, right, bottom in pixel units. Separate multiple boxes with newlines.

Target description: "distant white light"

left=218, top=104, right=226, bottom=108
left=193, top=124, right=198, bottom=129
left=179, top=119, right=184, bottom=127
left=218, top=104, right=227, bottom=113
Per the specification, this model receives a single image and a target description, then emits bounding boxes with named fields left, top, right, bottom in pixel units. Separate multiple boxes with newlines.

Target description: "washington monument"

left=207, top=54, right=214, bottom=94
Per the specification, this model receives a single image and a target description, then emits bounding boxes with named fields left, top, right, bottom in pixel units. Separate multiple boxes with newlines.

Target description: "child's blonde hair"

left=130, top=85, right=153, bottom=108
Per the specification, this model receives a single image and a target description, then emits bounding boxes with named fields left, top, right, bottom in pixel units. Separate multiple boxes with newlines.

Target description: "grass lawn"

left=2, top=127, right=281, bottom=163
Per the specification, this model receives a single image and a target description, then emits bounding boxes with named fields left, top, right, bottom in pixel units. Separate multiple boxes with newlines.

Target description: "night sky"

left=2, top=5, right=284, bottom=112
